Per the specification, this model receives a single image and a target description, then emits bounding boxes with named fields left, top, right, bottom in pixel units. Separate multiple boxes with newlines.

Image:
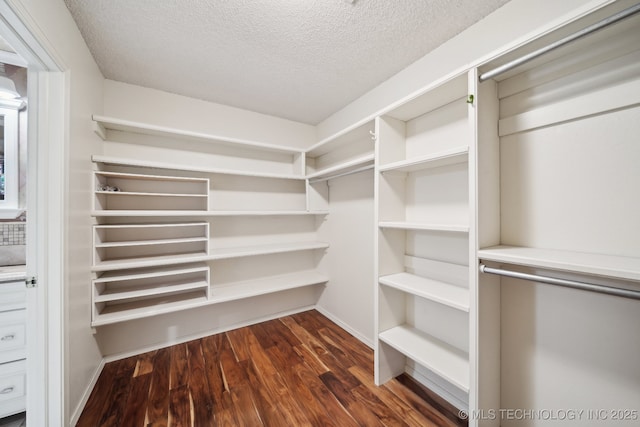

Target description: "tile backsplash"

left=0, top=223, right=26, bottom=246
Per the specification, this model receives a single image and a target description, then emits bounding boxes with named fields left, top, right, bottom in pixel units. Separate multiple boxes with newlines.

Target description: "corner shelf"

left=305, top=120, right=375, bottom=182
left=479, top=245, right=640, bottom=282
left=378, top=325, right=470, bottom=392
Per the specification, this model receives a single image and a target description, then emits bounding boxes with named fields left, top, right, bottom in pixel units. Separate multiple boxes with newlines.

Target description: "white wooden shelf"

left=205, top=210, right=329, bottom=216
left=306, top=153, right=375, bottom=180
left=92, top=210, right=208, bottom=217
left=94, top=267, right=210, bottom=303
left=93, top=222, right=209, bottom=267
left=384, top=73, right=468, bottom=122
left=95, top=281, right=209, bottom=303
left=95, top=191, right=208, bottom=198
left=378, top=146, right=468, bottom=174
left=94, top=170, right=209, bottom=189
left=94, top=171, right=209, bottom=211
left=93, top=115, right=304, bottom=156
left=378, top=325, right=470, bottom=392
left=91, top=269, right=327, bottom=326
left=92, top=290, right=210, bottom=327
left=95, top=236, right=208, bottom=248
left=92, top=154, right=305, bottom=181
left=306, top=121, right=374, bottom=157
left=378, top=221, right=469, bottom=233
left=379, top=272, right=470, bottom=312
left=479, top=245, right=640, bottom=282
left=208, top=241, right=329, bottom=260
left=92, top=241, right=329, bottom=271
left=93, top=252, right=210, bottom=272
left=210, top=270, right=329, bottom=303
left=92, top=209, right=328, bottom=217
left=498, top=79, right=640, bottom=137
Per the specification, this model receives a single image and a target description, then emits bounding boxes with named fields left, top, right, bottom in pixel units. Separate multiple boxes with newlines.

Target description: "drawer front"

left=0, top=310, right=26, bottom=364
left=0, top=361, right=26, bottom=404
left=0, top=281, right=26, bottom=312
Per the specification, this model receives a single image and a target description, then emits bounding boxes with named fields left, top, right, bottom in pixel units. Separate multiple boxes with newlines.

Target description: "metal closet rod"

left=479, top=263, right=640, bottom=301
left=479, top=2, right=640, bottom=82
left=308, top=164, right=374, bottom=184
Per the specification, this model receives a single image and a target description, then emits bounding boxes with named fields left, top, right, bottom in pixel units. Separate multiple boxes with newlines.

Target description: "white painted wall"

left=315, top=170, right=375, bottom=346
left=316, top=0, right=614, bottom=140
left=103, top=80, right=316, bottom=150
left=10, top=0, right=105, bottom=423
left=96, top=286, right=321, bottom=357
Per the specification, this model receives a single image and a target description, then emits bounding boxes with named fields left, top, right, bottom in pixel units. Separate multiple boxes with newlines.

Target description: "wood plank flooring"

left=78, top=310, right=466, bottom=426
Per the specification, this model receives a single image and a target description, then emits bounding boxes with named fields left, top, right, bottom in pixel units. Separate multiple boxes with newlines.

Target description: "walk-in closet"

left=1, top=0, right=638, bottom=425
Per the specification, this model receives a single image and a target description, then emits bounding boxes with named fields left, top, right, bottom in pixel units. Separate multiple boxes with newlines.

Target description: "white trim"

left=0, top=2, right=66, bottom=425
left=405, top=364, right=469, bottom=411
left=313, top=305, right=374, bottom=349
left=68, top=358, right=105, bottom=427
left=102, top=304, right=317, bottom=363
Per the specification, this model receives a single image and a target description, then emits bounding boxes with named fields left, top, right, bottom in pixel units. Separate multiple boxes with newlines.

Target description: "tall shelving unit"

left=90, top=117, right=330, bottom=327
left=374, top=70, right=476, bottom=409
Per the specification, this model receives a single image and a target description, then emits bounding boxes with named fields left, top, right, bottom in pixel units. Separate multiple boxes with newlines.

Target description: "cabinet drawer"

left=0, top=281, right=26, bottom=312
left=0, top=310, right=26, bottom=364
left=0, top=360, right=26, bottom=403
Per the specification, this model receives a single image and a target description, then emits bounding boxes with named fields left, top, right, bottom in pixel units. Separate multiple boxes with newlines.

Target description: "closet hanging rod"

left=308, top=164, right=374, bottom=184
left=478, top=2, right=640, bottom=82
left=479, top=263, right=640, bottom=300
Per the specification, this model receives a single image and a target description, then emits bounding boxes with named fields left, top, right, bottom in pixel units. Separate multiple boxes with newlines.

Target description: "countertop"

left=0, top=264, right=26, bottom=282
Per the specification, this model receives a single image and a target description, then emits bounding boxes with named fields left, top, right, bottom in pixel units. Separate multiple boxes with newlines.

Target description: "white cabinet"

left=375, top=71, right=475, bottom=409
left=0, top=279, right=26, bottom=418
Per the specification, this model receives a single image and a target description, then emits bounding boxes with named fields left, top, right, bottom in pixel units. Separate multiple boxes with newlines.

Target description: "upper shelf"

left=379, top=146, right=469, bottom=173
left=91, top=209, right=328, bottom=217
left=479, top=245, right=640, bottom=282
left=306, top=153, right=375, bottom=181
left=92, top=155, right=305, bottom=181
left=306, top=121, right=375, bottom=157
left=93, top=115, right=304, bottom=156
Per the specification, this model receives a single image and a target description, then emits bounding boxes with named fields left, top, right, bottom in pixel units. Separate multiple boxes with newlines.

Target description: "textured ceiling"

left=64, top=0, right=510, bottom=124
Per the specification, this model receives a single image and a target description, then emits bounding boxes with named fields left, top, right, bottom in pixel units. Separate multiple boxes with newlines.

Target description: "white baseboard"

left=405, top=364, right=469, bottom=412
left=313, top=305, right=374, bottom=349
left=69, top=358, right=106, bottom=426
left=103, top=304, right=316, bottom=363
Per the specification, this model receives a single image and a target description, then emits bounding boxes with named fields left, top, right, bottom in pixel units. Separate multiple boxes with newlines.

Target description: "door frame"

left=0, top=1, right=66, bottom=425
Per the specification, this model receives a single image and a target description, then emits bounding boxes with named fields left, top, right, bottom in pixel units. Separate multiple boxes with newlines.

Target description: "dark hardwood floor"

left=78, top=310, right=466, bottom=426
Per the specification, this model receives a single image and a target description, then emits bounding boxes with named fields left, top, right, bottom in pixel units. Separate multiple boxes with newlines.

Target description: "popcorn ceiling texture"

left=64, top=0, right=510, bottom=124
